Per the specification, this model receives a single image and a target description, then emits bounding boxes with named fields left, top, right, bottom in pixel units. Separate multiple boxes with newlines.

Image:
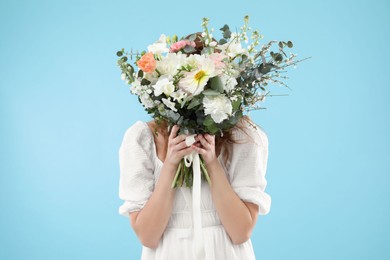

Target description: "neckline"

left=141, top=121, right=223, bottom=166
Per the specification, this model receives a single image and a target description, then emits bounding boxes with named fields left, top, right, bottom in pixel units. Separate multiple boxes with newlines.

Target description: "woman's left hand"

left=192, top=134, right=217, bottom=165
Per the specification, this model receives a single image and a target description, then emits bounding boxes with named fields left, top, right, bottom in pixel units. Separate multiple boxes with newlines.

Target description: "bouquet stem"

left=170, top=157, right=212, bottom=188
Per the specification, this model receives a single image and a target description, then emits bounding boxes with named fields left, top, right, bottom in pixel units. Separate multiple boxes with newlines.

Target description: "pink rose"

left=137, top=52, right=156, bottom=73
left=170, top=40, right=196, bottom=53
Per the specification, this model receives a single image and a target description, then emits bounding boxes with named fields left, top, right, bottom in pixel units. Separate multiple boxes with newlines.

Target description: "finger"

left=197, top=135, right=210, bottom=149
left=191, top=144, right=206, bottom=155
left=174, top=140, right=192, bottom=151
left=169, top=125, right=180, bottom=140
left=172, top=134, right=189, bottom=145
left=177, top=146, right=196, bottom=158
left=204, top=134, right=215, bottom=144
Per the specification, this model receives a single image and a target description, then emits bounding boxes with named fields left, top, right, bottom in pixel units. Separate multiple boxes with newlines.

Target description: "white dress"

left=118, top=120, right=271, bottom=260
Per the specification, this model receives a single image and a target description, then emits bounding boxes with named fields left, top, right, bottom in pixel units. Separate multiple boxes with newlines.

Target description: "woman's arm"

left=129, top=162, right=178, bottom=249
left=206, top=158, right=259, bottom=245
left=192, top=133, right=259, bottom=245
left=129, top=125, right=196, bottom=249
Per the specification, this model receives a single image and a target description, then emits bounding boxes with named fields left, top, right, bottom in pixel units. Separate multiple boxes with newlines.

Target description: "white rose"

left=203, top=94, right=233, bottom=123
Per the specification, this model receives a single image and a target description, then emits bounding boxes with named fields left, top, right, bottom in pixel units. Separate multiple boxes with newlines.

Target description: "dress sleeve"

left=227, top=120, right=271, bottom=215
left=118, top=121, right=155, bottom=218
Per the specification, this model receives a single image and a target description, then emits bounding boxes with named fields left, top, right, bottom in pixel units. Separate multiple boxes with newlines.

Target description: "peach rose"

left=137, top=52, right=156, bottom=73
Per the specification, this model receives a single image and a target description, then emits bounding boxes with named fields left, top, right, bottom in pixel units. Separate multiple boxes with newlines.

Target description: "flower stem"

left=171, top=160, right=182, bottom=188
left=200, top=158, right=212, bottom=186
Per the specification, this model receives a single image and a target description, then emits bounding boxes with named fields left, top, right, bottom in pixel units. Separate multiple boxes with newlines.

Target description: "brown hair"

left=151, top=115, right=257, bottom=165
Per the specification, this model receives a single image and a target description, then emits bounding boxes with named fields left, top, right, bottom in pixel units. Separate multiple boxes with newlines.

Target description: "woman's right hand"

left=164, top=125, right=196, bottom=167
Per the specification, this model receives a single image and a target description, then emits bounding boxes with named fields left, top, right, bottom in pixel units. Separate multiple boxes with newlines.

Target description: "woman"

left=118, top=115, right=271, bottom=259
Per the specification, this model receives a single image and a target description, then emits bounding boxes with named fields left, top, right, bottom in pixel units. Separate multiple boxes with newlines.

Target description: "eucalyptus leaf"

left=202, top=89, right=220, bottom=96
left=187, top=97, right=201, bottom=109
left=219, top=39, right=227, bottom=45
left=209, top=76, right=224, bottom=93
left=287, top=41, right=293, bottom=48
left=183, top=45, right=196, bottom=53
left=188, top=34, right=196, bottom=41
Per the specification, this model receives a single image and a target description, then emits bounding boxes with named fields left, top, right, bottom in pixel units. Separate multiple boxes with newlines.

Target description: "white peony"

left=203, top=94, right=233, bottom=123
left=178, top=55, right=216, bottom=96
left=162, top=97, right=178, bottom=112
left=153, top=76, right=175, bottom=97
left=147, top=34, right=169, bottom=55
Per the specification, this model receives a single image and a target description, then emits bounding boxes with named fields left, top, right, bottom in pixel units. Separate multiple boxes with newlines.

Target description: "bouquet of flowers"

left=116, top=16, right=307, bottom=188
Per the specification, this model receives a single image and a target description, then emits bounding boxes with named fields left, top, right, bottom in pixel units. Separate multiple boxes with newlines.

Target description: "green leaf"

left=223, top=30, right=231, bottom=39
left=219, top=39, right=227, bottom=45
left=274, top=53, right=283, bottom=62
left=232, top=96, right=242, bottom=110
left=203, top=115, right=214, bottom=126
left=207, top=123, right=219, bottom=134
left=220, top=24, right=229, bottom=32
left=202, top=89, right=220, bottom=96
left=141, top=78, right=151, bottom=85
left=188, top=34, right=197, bottom=41
left=278, top=41, right=283, bottom=48
left=183, top=45, right=196, bottom=53
left=187, top=97, right=201, bottom=109
left=209, top=76, right=224, bottom=93
left=287, top=41, right=293, bottom=48
left=116, top=51, right=123, bottom=57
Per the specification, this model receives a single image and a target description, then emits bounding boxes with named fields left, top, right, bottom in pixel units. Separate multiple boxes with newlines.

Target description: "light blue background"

left=1, top=0, right=389, bottom=259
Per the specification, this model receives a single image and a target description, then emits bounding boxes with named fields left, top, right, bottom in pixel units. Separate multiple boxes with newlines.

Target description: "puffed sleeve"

left=227, top=120, right=271, bottom=215
left=118, top=121, right=155, bottom=218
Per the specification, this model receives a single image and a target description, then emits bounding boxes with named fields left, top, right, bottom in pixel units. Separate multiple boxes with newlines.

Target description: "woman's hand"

left=192, top=134, right=217, bottom=165
left=164, top=125, right=198, bottom=167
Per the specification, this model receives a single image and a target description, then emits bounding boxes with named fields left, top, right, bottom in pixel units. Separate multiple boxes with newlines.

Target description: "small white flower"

left=147, top=34, right=169, bottom=54
left=203, top=94, right=232, bottom=123
left=153, top=76, right=175, bottom=97
left=220, top=74, right=238, bottom=93
left=209, top=41, right=217, bottom=47
left=121, top=73, right=126, bottom=81
left=130, top=79, right=142, bottom=95
left=140, top=93, right=155, bottom=108
left=170, top=89, right=188, bottom=103
left=162, top=97, right=178, bottom=112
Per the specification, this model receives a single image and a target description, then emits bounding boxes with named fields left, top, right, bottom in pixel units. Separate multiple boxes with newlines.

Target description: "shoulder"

left=121, top=120, right=153, bottom=147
